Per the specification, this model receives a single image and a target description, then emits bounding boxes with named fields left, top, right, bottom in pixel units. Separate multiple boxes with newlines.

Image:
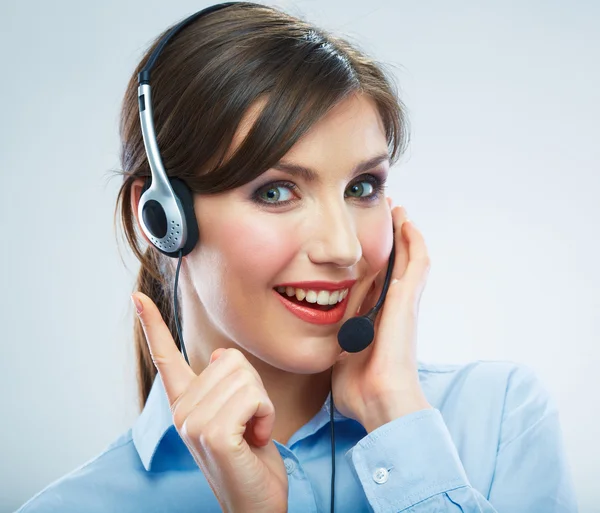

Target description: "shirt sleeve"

left=344, top=365, right=578, bottom=512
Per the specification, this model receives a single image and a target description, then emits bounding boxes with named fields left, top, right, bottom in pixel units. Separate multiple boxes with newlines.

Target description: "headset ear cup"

left=168, top=177, right=199, bottom=257
left=139, top=176, right=199, bottom=258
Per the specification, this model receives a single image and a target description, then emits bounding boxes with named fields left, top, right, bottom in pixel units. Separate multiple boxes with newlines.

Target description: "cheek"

left=195, top=212, right=298, bottom=340
left=221, top=215, right=295, bottom=284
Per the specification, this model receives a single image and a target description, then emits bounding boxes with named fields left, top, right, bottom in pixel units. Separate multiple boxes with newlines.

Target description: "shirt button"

left=284, top=458, right=296, bottom=474
left=372, top=467, right=389, bottom=484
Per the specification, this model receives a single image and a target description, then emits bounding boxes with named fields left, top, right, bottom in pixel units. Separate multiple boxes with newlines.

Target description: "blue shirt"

left=16, top=359, right=578, bottom=512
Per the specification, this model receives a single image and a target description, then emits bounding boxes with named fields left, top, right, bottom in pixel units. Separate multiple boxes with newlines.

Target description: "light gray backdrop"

left=1, top=0, right=598, bottom=511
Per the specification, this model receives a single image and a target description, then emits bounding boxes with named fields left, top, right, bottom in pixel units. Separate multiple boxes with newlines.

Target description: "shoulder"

left=418, top=358, right=550, bottom=403
left=16, top=428, right=220, bottom=513
left=417, top=359, right=557, bottom=443
left=16, top=430, right=142, bottom=513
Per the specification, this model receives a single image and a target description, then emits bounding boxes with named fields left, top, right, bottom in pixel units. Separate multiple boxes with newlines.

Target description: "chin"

left=262, top=340, right=340, bottom=374
left=244, top=338, right=341, bottom=374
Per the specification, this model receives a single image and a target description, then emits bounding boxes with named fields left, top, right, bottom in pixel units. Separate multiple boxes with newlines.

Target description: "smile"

left=273, top=286, right=351, bottom=325
left=275, top=286, right=348, bottom=305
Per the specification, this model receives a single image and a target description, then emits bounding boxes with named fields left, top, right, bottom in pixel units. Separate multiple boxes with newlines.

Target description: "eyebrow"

left=272, top=152, right=390, bottom=182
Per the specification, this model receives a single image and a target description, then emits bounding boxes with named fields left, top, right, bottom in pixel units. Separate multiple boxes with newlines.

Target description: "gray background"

left=2, top=0, right=598, bottom=511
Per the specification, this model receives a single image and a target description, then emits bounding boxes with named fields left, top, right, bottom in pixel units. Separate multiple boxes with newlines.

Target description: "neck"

left=246, top=361, right=332, bottom=445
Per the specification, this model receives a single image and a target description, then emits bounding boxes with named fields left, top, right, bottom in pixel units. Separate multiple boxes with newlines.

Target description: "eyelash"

left=252, top=174, right=387, bottom=207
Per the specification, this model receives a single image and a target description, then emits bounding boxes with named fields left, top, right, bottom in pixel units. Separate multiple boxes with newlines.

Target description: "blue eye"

left=346, top=180, right=374, bottom=198
left=255, top=182, right=296, bottom=204
left=252, top=174, right=386, bottom=207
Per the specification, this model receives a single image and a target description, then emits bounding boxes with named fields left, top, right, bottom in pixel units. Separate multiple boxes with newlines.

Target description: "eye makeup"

left=251, top=172, right=388, bottom=207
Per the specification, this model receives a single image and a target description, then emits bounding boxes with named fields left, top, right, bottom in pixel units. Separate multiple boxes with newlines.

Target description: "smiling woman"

left=15, top=2, right=578, bottom=513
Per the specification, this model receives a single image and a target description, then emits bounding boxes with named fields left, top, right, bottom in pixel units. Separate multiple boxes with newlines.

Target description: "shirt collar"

left=132, top=373, right=349, bottom=472
left=132, top=360, right=428, bottom=471
left=132, top=373, right=174, bottom=471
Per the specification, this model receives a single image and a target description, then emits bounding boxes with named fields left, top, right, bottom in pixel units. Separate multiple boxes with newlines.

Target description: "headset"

left=135, top=2, right=396, bottom=511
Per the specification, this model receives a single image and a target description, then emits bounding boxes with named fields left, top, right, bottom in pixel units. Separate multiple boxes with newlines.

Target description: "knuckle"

left=198, top=423, right=223, bottom=449
left=232, top=367, right=256, bottom=388
left=242, top=381, right=262, bottom=401
left=181, top=415, right=207, bottom=442
left=224, top=347, right=245, bottom=364
left=172, top=406, right=188, bottom=432
left=223, top=349, right=260, bottom=380
left=224, top=349, right=262, bottom=382
left=149, top=353, right=170, bottom=368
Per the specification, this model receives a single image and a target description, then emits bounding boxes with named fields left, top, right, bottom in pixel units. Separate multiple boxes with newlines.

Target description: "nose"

left=306, top=201, right=362, bottom=268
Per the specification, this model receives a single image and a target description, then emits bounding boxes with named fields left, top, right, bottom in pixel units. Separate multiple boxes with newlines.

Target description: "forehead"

left=229, top=93, right=388, bottom=173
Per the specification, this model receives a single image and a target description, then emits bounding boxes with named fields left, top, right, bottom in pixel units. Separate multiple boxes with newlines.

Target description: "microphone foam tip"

left=337, top=317, right=374, bottom=353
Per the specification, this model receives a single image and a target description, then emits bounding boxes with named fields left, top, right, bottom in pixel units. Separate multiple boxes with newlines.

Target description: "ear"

left=130, top=178, right=152, bottom=246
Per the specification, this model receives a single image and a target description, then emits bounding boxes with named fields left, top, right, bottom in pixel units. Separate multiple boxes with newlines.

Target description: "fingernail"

left=337, top=351, right=349, bottom=362
left=131, top=294, right=143, bottom=315
left=209, top=349, right=223, bottom=364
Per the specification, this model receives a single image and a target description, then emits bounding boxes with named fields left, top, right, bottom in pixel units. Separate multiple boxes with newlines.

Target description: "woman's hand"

left=131, top=293, right=288, bottom=513
left=332, top=203, right=433, bottom=433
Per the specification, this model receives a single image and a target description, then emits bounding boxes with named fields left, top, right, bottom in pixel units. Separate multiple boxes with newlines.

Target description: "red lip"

left=274, top=279, right=356, bottom=291
left=273, top=288, right=351, bottom=325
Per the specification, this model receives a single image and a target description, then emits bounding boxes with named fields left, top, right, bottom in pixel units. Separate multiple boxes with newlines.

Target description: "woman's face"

left=185, top=93, right=393, bottom=373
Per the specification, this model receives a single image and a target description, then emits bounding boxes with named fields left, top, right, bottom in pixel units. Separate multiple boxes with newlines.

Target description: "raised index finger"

left=132, top=291, right=196, bottom=405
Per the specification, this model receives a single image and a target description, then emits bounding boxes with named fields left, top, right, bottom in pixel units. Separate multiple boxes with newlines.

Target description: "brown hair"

left=111, top=2, right=410, bottom=411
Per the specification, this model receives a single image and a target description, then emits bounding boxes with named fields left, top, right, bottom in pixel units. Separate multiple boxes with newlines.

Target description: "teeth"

left=306, top=290, right=318, bottom=303
left=275, top=286, right=349, bottom=305
left=317, top=291, right=330, bottom=305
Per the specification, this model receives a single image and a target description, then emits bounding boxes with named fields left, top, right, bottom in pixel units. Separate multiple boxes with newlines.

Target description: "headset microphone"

left=337, top=238, right=395, bottom=353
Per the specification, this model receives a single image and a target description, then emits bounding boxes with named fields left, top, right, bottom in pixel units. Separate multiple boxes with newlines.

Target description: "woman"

left=17, top=2, right=578, bottom=512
